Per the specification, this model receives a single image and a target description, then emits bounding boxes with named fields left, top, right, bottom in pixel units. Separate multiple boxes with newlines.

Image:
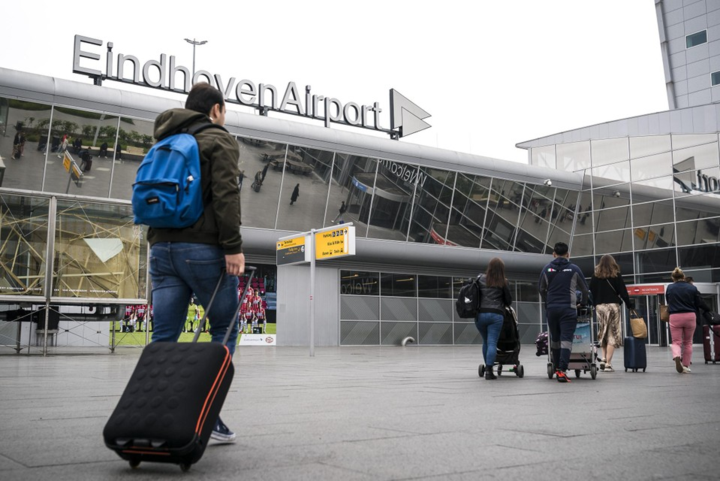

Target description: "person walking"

left=666, top=268, right=703, bottom=373
left=57, top=134, right=68, bottom=158
left=261, top=163, right=269, bottom=183
left=538, top=242, right=589, bottom=383
left=290, top=183, right=300, bottom=205
left=475, top=257, right=513, bottom=380
left=148, top=82, right=245, bottom=442
left=589, top=254, right=634, bottom=373
left=332, top=201, right=347, bottom=223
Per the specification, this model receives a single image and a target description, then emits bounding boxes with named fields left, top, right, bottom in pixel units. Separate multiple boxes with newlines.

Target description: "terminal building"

left=1, top=0, right=719, bottom=351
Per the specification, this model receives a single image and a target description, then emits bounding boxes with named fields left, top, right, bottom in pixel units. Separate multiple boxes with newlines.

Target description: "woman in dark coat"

left=290, top=184, right=300, bottom=205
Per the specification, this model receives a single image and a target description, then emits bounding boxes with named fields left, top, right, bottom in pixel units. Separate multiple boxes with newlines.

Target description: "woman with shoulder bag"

left=666, top=268, right=703, bottom=373
left=475, top=257, right=513, bottom=380
left=589, top=255, right=634, bottom=373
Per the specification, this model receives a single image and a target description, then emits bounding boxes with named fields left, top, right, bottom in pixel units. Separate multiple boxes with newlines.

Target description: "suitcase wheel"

left=517, top=364, right=525, bottom=378
left=497, top=365, right=502, bottom=376
left=574, top=370, right=581, bottom=378
left=478, top=364, right=485, bottom=378
left=643, top=368, right=646, bottom=372
left=129, top=459, right=140, bottom=469
left=180, top=463, right=192, bottom=472
left=625, top=368, right=628, bottom=372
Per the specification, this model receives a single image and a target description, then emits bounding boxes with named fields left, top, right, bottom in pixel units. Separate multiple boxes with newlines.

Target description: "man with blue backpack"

left=137, top=82, right=245, bottom=442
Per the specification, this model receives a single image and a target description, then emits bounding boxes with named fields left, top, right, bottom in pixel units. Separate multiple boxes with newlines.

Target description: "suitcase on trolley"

left=703, top=324, right=720, bottom=364
left=623, top=336, right=647, bottom=372
left=103, top=267, right=256, bottom=472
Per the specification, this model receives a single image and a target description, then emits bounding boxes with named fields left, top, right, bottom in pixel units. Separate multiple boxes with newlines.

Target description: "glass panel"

left=516, top=207, right=550, bottom=253
left=407, top=167, right=454, bottom=244
left=340, top=271, right=379, bottom=296
left=107, top=116, right=152, bottom=200
left=676, top=218, right=720, bottom=246
left=482, top=178, right=521, bottom=250
left=686, top=30, right=707, bottom=48
left=633, top=224, right=675, bottom=250
left=233, top=137, right=285, bottom=229
left=611, top=253, right=635, bottom=277
left=0, top=193, right=50, bottom=297
left=547, top=224, right=572, bottom=252
left=0, top=98, right=53, bottom=191
left=516, top=281, right=540, bottom=302
left=570, top=234, right=593, bottom=257
left=630, top=135, right=671, bottom=159
left=678, top=245, right=720, bottom=269
left=595, top=229, right=633, bottom=255
left=594, top=206, right=631, bottom=232
left=631, top=152, right=672, bottom=181
left=325, top=154, right=378, bottom=238
left=675, top=167, right=720, bottom=199
left=366, top=159, right=417, bottom=240
left=380, top=273, right=416, bottom=297
left=591, top=188, right=630, bottom=209
left=632, top=200, right=675, bottom=227
left=591, top=160, right=630, bottom=183
left=531, top=145, right=555, bottom=169
left=672, top=134, right=717, bottom=151
left=417, top=275, right=452, bottom=298
left=673, top=142, right=719, bottom=172
left=446, top=174, right=484, bottom=247
left=676, top=196, right=720, bottom=221
left=632, top=176, right=675, bottom=202
left=53, top=199, right=146, bottom=299
left=557, top=141, right=590, bottom=172
left=276, top=145, right=334, bottom=232
left=636, top=248, right=677, bottom=275
left=591, top=138, right=629, bottom=167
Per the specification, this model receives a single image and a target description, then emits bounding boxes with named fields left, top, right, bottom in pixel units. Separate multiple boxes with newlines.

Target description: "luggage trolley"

left=546, top=306, right=598, bottom=380
left=479, top=306, right=525, bottom=379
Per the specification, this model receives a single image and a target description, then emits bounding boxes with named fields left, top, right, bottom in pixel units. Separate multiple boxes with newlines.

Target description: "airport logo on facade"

left=72, top=35, right=431, bottom=139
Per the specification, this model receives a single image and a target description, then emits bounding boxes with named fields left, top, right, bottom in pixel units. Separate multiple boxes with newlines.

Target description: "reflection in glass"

left=326, top=154, right=378, bottom=238
left=676, top=218, right=720, bottom=246
left=678, top=245, right=720, bottom=269
left=237, top=137, right=286, bottom=229
left=276, top=145, right=335, bottom=232
left=632, top=200, right=675, bottom=227
left=516, top=206, right=550, bottom=253
left=671, top=133, right=717, bottom=150
left=591, top=160, right=630, bottom=183
left=482, top=178, right=522, bottom=250
left=557, top=141, right=590, bottom=171
left=108, top=116, right=152, bottom=200
left=340, top=270, right=379, bottom=296
left=417, top=275, right=452, bottom=298
left=407, top=167, right=454, bottom=244
left=0, top=193, right=50, bottom=297
left=446, top=174, right=485, bottom=247
left=673, top=142, right=719, bottom=172
left=632, top=176, right=674, bottom=202
left=380, top=273, right=416, bottom=297
left=630, top=152, right=672, bottom=181
left=637, top=248, right=677, bottom=276
left=629, top=135, right=671, bottom=159
left=591, top=138, right=629, bottom=167
left=367, top=160, right=420, bottom=241
left=594, top=229, right=633, bottom=255
left=674, top=167, right=720, bottom=198
left=594, top=206, right=631, bottom=232
left=53, top=200, right=145, bottom=299
left=0, top=98, right=52, bottom=192
left=633, top=224, right=675, bottom=250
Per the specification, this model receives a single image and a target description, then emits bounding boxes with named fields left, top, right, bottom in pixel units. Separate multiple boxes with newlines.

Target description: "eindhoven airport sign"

left=73, top=35, right=431, bottom=139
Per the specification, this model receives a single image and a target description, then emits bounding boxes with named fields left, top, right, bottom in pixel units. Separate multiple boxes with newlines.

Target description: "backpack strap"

left=183, top=122, right=227, bottom=137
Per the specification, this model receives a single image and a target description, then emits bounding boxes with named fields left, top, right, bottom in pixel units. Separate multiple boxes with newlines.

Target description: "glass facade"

left=529, top=133, right=720, bottom=285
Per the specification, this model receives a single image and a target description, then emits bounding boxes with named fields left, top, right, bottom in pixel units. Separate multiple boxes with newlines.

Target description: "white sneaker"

left=604, top=364, right=614, bottom=372
left=682, top=366, right=691, bottom=373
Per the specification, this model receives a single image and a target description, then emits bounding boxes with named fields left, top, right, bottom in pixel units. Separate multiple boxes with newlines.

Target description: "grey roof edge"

left=514, top=102, right=720, bottom=150
left=0, top=67, right=582, bottom=190
left=243, top=227, right=552, bottom=275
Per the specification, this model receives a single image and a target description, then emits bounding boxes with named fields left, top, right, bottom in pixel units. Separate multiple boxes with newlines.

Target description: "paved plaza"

left=1, top=344, right=719, bottom=480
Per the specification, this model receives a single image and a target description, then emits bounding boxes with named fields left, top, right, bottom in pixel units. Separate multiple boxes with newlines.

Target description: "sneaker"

left=556, top=370, right=571, bottom=383
left=604, top=364, right=614, bottom=372
left=682, top=366, right=691, bottom=374
left=674, top=356, right=683, bottom=374
left=211, top=416, right=236, bottom=443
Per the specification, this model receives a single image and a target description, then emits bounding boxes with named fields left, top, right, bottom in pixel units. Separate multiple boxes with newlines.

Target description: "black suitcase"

left=703, top=324, right=720, bottom=364
left=623, top=336, right=647, bottom=372
left=104, top=267, right=256, bottom=472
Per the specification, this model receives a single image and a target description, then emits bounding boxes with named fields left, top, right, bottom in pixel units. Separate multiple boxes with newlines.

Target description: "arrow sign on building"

left=390, top=89, right=431, bottom=138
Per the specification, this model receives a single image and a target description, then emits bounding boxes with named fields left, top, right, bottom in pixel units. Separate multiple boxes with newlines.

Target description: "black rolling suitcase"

left=103, top=267, right=256, bottom=472
left=623, top=336, right=647, bottom=372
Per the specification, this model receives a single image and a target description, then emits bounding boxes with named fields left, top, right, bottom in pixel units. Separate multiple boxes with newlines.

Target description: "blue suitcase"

left=624, top=336, right=647, bottom=372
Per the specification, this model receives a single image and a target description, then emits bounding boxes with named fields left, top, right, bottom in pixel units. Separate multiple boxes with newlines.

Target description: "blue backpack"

left=132, top=123, right=220, bottom=228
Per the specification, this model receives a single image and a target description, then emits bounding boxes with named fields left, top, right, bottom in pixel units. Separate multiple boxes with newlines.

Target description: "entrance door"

left=628, top=295, right=663, bottom=346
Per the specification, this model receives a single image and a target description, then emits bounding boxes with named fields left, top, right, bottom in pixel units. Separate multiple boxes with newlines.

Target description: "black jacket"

left=478, top=274, right=512, bottom=315
left=147, top=109, right=242, bottom=254
left=666, top=281, right=705, bottom=314
left=589, top=275, right=633, bottom=308
left=538, top=257, right=588, bottom=308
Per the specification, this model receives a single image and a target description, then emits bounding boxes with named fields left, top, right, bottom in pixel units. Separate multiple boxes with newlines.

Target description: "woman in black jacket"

left=475, top=257, right=513, bottom=380
left=589, top=255, right=633, bottom=373
left=666, top=268, right=704, bottom=373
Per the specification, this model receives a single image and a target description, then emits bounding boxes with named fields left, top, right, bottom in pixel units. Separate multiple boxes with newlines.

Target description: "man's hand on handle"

left=225, top=253, right=245, bottom=276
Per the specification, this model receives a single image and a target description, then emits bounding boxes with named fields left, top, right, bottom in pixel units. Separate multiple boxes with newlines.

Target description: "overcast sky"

left=3, top=0, right=668, bottom=163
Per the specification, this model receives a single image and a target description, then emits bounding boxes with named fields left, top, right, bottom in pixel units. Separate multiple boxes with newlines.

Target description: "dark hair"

left=485, top=257, right=507, bottom=288
left=594, top=254, right=619, bottom=279
left=685, top=276, right=694, bottom=283
left=553, top=242, right=569, bottom=256
left=185, top=83, right=224, bottom=115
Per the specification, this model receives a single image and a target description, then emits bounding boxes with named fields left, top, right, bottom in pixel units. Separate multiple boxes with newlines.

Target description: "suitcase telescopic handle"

left=191, top=266, right=257, bottom=344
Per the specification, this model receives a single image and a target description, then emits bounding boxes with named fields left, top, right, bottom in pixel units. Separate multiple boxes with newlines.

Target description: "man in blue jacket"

left=538, top=242, right=589, bottom=382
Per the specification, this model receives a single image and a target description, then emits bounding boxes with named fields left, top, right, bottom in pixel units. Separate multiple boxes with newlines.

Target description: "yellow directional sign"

left=315, top=226, right=356, bottom=260
left=276, top=235, right=310, bottom=265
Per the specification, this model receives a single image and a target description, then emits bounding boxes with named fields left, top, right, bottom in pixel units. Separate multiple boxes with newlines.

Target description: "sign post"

left=62, top=152, right=83, bottom=193
left=277, top=224, right=356, bottom=356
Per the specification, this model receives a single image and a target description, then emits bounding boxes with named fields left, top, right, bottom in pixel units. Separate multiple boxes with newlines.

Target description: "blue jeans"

left=547, top=306, right=578, bottom=371
left=475, top=312, right=504, bottom=367
left=149, top=243, right=239, bottom=355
